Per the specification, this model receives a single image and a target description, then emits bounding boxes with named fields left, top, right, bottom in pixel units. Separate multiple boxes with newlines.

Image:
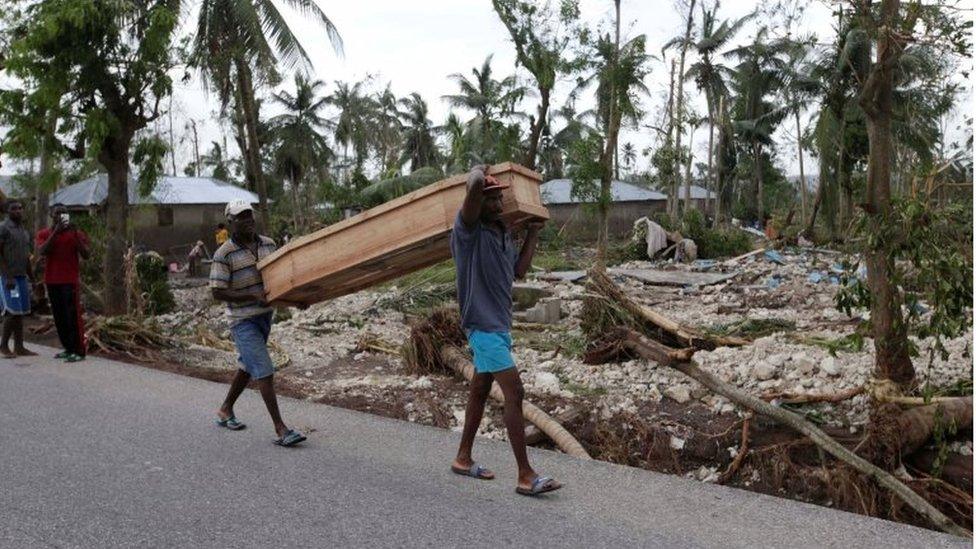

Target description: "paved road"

left=0, top=347, right=965, bottom=548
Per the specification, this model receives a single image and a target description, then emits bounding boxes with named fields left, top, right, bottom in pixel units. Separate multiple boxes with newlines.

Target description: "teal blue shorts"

left=466, top=330, right=515, bottom=374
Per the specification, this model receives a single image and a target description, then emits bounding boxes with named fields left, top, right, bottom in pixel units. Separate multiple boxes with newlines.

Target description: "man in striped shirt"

left=209, top=200, right=305, bottom=447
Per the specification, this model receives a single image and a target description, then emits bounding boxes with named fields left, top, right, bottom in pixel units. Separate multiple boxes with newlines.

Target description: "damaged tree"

left=615, top=327, right=968, bottom=537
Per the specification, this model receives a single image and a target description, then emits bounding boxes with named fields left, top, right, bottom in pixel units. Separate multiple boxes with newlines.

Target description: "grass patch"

left=512, top=328, right=587, bottom=359
left=564, top=382, right=608, bottom=397
left=795, top=333, right=866, bottom=356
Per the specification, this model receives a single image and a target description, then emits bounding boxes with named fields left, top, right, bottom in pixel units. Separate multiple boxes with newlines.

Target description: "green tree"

left=269, top=74, right=333, bottom=233
left=727, top=31, right=789, bottom=225
left=847, top=0, right=971, bottom=387
left=328, top=80, right=373, bottom=183
left=492, top=0, right=578, bottom=170
left=192, top=0, right=342, bottom=226
left=443, top=55, right=529, bottom=163
left=398, top=93, right=439, bottom=171
left=1, top=0, right=179, bottom=314
left=372, top=84, right=403, bottom=175
left=571, top=5, right=651, bottom=259
left=685, top=2, right=753, bottom=218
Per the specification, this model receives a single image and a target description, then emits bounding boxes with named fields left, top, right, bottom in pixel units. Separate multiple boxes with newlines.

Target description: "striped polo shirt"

left=209, top=235, right=277, bottom=321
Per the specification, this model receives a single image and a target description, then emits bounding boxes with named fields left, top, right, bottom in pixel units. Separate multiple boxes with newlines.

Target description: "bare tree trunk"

left=525, top=87, right=550, bottom=171
left=189, top=119, right=201, bottom=177
left=98, top=132, right=133, bottom=315
left=858, top=0, right=914, bottom=385
left=672, top=0, right=697, bottom=220
left=168, top=94, right=177, bottom=176
left=753, top=142, right=764, bottom=227
left=665, top=59, right=678, bottom=221
left=234, top=57, right=269, bottom=228
left=683, top=123, right=695, bottom=212
left=795, top=109, right=807, bottom=221
left=706, top=89, right=715, bottom=220
left=597, top=0, right=622, bottom=263
left=714, top=95, right=725, bottom=225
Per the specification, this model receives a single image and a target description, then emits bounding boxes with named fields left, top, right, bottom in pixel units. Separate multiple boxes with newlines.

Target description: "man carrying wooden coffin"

left=449, top=165, right=563, bottom=496
left=210, top=200, right=306, bottom=447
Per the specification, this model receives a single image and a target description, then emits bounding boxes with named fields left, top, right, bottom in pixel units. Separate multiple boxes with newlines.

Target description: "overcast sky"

left=1, top=0, right=972, bottom=179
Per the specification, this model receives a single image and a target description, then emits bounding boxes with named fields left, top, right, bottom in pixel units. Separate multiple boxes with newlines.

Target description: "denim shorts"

left=231, top=312, right=275, bottom=380
left=0, top=275, right=31, bottom=315
left=466, top=330, right=515, bottom=374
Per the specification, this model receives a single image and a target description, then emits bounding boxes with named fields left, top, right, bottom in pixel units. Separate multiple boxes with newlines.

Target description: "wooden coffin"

left=258, top=162, right=549, bottom=305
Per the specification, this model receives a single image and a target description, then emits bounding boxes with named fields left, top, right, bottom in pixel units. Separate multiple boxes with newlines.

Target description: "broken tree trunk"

left=893, top=397, right=973, bottom=458
left=588, top=267, right=747, bottom=350
left=440, top=346, right=592, bottom=460
left=618, top=328, right=969, bottom=537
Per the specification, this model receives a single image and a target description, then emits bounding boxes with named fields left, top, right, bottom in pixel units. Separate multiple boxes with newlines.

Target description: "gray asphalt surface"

left=0, top=346, right=966, bottom=548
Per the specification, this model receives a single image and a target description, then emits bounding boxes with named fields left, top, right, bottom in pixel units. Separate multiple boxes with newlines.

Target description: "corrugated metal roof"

left=541, top=178, right=667, bottom=204
left=52, top=174, right=259, bottom=206
left=674, top=184, right=716, bottom=200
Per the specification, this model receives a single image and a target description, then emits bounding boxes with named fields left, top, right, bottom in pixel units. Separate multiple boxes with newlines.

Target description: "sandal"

left=273, top=429, right=306, bottom=447
left=451, top=463, right=494, bottom=480
left=215, top=416, right=246, bottom=430
left=516, top=476, right=562, bottom=496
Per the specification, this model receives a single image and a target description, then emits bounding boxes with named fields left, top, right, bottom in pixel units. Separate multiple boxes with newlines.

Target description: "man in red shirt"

left=35, top=204, right=91, bottom=362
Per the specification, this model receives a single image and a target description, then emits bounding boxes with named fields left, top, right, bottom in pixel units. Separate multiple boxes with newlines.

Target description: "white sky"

left=1, top=0, right=972, bottom=180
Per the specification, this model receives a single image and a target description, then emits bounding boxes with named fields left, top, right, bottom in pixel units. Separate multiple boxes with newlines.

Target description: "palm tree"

left=621, top=142, right=637, bottom=175
left=774, top=36, right=819, bottom=221
left=439, top=112, right=467, bottom=172
left=572, top=24, right=651, bottom=257
left=443, top=55, right=529, bottom=162
left=328, top=80, right=372, bottom=181
left=685, top=3, right=754, bottom=216
left=727, top=31, right=789, bottom=226
left=200, top=141, right=232, bottom=181
left=192, top=0, right=343, bottom=225
left=398, top=93, right=439, bottom=171
left=373, top=84, right=403, bottom=174
left=269, top=74, right=333, bottom=232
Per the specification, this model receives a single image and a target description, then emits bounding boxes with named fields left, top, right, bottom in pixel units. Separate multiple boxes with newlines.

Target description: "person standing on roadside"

left=35, top=204, right=90, bottom=363
left=0, top=199, right=37, bottom=358
left=210, top=200, right=306, bottom=447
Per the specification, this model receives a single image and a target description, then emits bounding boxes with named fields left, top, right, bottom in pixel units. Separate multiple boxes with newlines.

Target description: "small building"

left=541, top=178, right=667, bottom=240
left=52, top=174, right=258, bottom=258
left=670, top=184, right=717, bottom=214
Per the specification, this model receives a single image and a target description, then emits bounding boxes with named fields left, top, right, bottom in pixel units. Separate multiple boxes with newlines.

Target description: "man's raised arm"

left=459, top=165, right=490, bottom=227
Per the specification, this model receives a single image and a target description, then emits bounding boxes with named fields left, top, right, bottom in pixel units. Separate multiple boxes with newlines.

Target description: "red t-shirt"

left=35, top=228, right=89, bottom=285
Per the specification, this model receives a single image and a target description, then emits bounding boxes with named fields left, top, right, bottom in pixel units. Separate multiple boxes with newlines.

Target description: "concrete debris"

left=158, top=245, right=972, bottom=470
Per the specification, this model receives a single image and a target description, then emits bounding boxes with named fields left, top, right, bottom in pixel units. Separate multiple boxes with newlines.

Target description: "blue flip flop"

left=451, top=463, right=494, bottom=480
left=273, top=429, right=306, bottom=447
left=516, top=476, right=562, bottom=496
left=215, top=416, right=246, bottom=430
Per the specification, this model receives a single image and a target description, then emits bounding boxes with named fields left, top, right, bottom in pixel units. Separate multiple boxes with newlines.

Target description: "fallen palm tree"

left=86, top=315, right=173, bottom=361
left=586, top=267, right=747, bottom=350
left=405, top=308, right=591, bottom=460
left=608, top=326, right=968, bottom=537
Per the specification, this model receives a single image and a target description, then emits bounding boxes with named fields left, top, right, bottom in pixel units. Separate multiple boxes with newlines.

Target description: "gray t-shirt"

left=450, top=213, right=518, bottom=333
left=0, top=218, right=32, bottom=277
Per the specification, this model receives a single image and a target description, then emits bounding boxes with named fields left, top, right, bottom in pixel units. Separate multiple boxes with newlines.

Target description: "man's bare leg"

left=217, top=369, right=250, bottom=421
left=254, top=376, right=289, bottom=437
left=452, top=372, right=495, bottom=478
left=1, top=316, right=15, bottom=358
left=13, top=316, right=36, bottom=356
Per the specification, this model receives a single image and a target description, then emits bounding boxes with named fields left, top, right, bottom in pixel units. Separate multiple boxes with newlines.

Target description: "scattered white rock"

left=670, top=436, right=686, bottom=450
left=821, top=356, right=840, bottom=376
left=533, top=372, right=561, bottom=394
left=664, top=386, right=691, bottom=404
left=752, top=362, right=777, bottom=381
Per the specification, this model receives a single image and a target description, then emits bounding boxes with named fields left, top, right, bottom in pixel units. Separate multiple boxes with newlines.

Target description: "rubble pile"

left=158, top=247, right=972, bottom=450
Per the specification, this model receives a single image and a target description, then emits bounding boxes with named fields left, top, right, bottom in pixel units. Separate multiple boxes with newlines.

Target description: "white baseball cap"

left=225, top=200, right=253, bottom=218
